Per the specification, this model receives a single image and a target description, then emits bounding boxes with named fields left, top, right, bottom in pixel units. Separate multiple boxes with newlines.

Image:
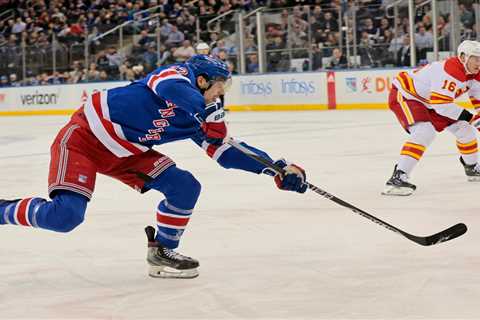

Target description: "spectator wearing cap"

left=173, top=40, right=195, bottom=62
left=195, top=42, right=210, bottom=54
left=0, top=75, right=9, bottom=87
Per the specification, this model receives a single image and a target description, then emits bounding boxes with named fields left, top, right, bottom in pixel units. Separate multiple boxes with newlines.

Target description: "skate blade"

left=381, top=185, right=414, bottom=196
left=148, top=265, right=199, bottom=279
left=467, top=176, right=480, bottom=182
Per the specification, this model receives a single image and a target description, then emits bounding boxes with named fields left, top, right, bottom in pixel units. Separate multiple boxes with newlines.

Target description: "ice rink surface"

left=0, top=110, right=479, bottom=320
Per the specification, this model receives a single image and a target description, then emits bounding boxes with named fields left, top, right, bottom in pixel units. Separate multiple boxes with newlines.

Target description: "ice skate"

left=460, top=157, right=480, bottom=182
left=145, top=226, right=199, bottom=279
left=382, top=165, right=416, bottom=196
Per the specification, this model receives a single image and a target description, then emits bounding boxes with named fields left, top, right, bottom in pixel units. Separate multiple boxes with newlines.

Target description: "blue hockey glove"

left=265, top=159, right=308, bottom=193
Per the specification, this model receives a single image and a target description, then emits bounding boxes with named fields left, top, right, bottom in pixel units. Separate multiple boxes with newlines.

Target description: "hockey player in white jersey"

left=383, top=40, right=480, bottom=196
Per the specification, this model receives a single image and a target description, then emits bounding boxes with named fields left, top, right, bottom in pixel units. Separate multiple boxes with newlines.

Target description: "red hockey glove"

left=202, top=101, right=228, bottom=145
left=201, top=121, right=227, bottom=145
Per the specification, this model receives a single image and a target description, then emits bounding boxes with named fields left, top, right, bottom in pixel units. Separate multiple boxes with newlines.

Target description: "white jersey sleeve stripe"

left=84, top=91, right=149, bottom=157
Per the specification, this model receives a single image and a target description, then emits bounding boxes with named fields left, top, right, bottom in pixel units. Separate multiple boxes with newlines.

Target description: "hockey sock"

left=145, top=165, right=201, bottom=249
left=447, top=121, right=478, bottom=165
left=155, top=200, right=192, bottom=249
left=0, top=191, right=88, bottom=232
left=397, top=141, right=426, bottom=175
left=457, top=139, right=478, bottom=165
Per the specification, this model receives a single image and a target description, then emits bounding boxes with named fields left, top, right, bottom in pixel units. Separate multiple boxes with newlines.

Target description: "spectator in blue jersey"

left=0, top=55, right=308, bottom=279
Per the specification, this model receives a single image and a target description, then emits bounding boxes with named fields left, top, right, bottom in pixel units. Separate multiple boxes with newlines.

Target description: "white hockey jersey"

left=392, top=57, right=480, bottom=120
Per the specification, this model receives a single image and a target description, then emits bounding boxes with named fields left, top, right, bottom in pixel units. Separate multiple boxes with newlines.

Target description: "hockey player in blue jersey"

left=0, top=55, right=307, bottom=278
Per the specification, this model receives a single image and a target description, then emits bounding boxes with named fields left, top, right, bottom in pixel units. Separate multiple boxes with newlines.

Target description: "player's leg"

left=383, top=88, right=436, bottom=195
left=0, top=118, right=96, bottom=232
left=446, top=121, right=480, bottom=181
left=144, top=166, right=201, bottom=278
left=0, top=191, right=87, bottom=232
left=103, top=150, right=200, bottom=278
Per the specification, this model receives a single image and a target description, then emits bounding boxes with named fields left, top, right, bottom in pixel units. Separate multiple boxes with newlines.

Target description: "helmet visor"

left=209, top=76, right=232, bottom=92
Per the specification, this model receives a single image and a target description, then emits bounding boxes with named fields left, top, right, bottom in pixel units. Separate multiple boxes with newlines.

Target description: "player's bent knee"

left=147, top=166, right=201, bottom=207
left=179, top=171, right=201, bottom=201
left=409, top=122, right=436, bottom=146
left=50, top=192, right=88, bottom=232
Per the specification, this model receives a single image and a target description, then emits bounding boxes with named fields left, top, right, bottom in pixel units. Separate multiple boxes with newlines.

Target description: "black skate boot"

left=460, top=157, right=480, bottom=182
left=382, top=165, right=416, bottom=196
left=145, top=226, right=199, bottom=279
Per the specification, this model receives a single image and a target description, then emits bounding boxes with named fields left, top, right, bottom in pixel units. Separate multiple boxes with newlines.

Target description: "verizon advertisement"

left=0, top=81, right=128, bottom=113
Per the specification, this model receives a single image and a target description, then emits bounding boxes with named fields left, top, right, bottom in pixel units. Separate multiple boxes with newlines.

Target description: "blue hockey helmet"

left=186, top=54, right=231, bottom=87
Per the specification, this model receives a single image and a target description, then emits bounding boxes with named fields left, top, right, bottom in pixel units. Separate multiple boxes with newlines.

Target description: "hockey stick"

left=227, top=139, right=467, bottom=246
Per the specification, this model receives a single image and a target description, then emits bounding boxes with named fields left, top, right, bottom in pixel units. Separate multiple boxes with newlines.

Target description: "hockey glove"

left=266, top=159, right=308, bottom=193
left=201, top=101, right=227, bottom=146
left=470, top=113, right=480, bottom=131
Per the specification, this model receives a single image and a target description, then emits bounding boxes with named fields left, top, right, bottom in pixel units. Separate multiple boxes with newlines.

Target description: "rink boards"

left=0, top=68, right=473, bottom=115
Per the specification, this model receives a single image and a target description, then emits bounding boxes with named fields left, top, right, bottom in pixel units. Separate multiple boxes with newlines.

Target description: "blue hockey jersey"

left=83, top=63, right=272, bottom=174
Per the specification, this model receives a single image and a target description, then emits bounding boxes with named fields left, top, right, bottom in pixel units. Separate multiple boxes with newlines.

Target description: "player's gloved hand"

left=270, top=159, right=308, bottom=193
left=470, top=113, right=480, bottom=130
left=201, top=101, right=227, bottom=145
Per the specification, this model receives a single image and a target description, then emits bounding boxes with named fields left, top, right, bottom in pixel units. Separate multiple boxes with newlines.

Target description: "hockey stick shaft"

left=227, top=139, right=467, bottom=246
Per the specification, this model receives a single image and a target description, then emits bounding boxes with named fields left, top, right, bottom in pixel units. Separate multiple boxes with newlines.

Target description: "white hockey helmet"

left=457, top=40, right=480, bottom=57
left=457, top=40, right=480, bottom=73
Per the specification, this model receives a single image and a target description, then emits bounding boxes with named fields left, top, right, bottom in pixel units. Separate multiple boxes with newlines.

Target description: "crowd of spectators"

left=0, top=0, right=478, bottom=86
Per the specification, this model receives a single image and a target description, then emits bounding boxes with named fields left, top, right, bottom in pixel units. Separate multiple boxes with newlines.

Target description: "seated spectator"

left=247, top=53, right=259, bottom=73
left=143, top=43, right=158, bottom=72
left=327, top=48, right=347, bottom=69
left=86, top=62, right=101, bottom=81
left=460, top=4, right=474, bottom=29
left=106, top=46, right=124, bottom=77
left=173, top=40, right=195, bottom=62
left=0, top=75, right=9, bottom=87
left=160, top=18, right=173, bottom=40
left=158, top=44, right=173, bottom=66
left=322, top=11, right=339, bottom=33
left=134, top=30, right=155, bottom=54
left=362, top=18, right=378, bottom=37
left=415, top=25, right=433, bottom=60
left=132, top=64, right=146, bottom=80
left=288, top=23, right=307, bottom=48
left=12, top=17, right=26, bottom=35
left=165, top=25, right=185, bottom=48
left=211, top=40, right=229, bottom=57
left=216, top=49, right=228, bottom=63
left=397, top=34, right=413, bottom=67
left=244, top=36, right=257, bottom=53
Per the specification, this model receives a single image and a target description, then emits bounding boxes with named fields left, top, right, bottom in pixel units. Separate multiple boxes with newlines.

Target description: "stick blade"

left=412, top=223, right=468, bottom=246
